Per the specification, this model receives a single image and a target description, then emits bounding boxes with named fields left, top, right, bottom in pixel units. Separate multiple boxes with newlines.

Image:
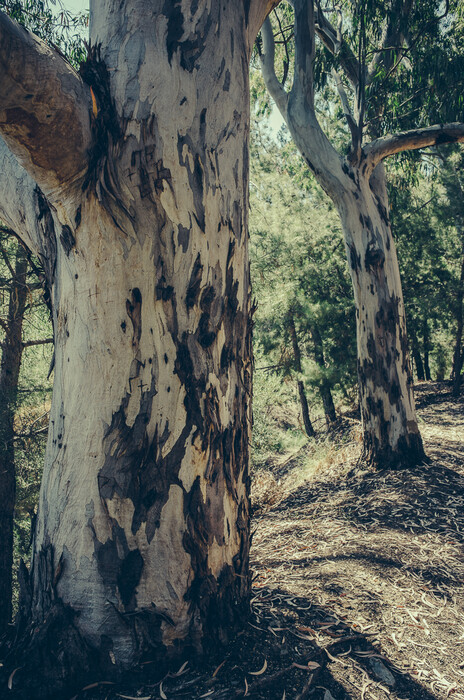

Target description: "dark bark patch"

left=74, top=205, right=82, bottom=228
left=364, top=243, right=385, bottom=271
left=117, top=549, right=144, bottom=607
left=197, top=312, right=216, bottom=348
left=59, top=225, right=76, bottom=256
left=348, top=244, right=361, bottom=272
left=223, top=69, right=231, bottom=92
left=186, top=253, right=203, bottom=309
left=155, top=278, right=174, bottom=301
left=178, top=224, right=190, bottom=253
left=126, top=288, right=142, bottom=349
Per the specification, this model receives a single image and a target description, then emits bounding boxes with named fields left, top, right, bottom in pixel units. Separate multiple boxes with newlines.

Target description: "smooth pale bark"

left=0, top=0, right=278, bottom=690
left=337, top=166, right=423, bottom=465
left=0, top=243, right=28, bottom=634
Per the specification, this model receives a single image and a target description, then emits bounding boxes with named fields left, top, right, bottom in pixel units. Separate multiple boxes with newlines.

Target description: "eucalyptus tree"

left=259, top=0, right=464, bottom=468
left=0, top=0, right=279, bottom=690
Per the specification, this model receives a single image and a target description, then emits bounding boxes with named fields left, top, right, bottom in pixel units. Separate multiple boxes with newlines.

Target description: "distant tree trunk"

left=288, top=314, right=315, bottom=437
left=451, top=229, right=464, bottom=395
left=335, top=166, right=424, bottom=467
left=0, top=241, right=28, bottom=634
left=423, top=318, right=432, bottom=380
left=409, top=327, right=425, bottom=381
left=310, top=323, right=336, bottom=426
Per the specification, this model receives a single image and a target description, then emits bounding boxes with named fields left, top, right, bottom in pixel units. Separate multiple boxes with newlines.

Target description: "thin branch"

left=273, top=8, right=291, bottom=86
left=332, top=68, right=359, bottom=149
left=363, top=122, right=464, bottom=174
left=314, top=0, right=360, bottom=88
left=258, top=16, right=289, bottom=115
left=22, top=337, right=54, bottom=348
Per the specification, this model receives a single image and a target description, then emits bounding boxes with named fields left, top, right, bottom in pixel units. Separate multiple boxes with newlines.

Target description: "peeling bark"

left=339, top=166, right=424, bottom=467
left=0, top=1, right=274, bottom=691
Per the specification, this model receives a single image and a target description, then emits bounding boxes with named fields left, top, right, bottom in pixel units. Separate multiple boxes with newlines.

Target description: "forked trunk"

left=337, top=166, right=424, bottom=468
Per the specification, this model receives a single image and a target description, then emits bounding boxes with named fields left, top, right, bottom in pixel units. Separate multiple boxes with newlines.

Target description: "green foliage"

left=390, top=146, right=464, bottom=378
left=0, top=0, right=87, bottom=67
left=249, top=120, right=357, bottom=466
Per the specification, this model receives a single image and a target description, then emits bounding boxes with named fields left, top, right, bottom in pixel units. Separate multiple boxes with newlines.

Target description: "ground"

left=3, top=381, right=464, bottom=699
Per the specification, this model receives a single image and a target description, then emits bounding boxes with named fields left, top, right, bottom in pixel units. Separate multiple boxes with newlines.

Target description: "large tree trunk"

left=0, top=1, right=278, bottom=691
left=336, top=165, right=424, bottom=468
left=0, top=242, right=28, bottom=634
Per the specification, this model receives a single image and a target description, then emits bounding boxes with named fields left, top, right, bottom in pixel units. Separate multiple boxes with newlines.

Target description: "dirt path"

left=251, top=381, right=464, bottom=699
left=6, top=382, right=463, bottom=700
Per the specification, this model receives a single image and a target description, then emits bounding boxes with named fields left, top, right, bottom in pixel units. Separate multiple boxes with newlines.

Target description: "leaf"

left=244, top=677, right=249, bottom=696
left=212, top=659, right=227, bottom=677
left=174, top=661, right=189, bottom=676
left=199, top=692, right=215, bottom=698
left=82, top=681, right=115, bottom=691
left=8, top=667, right=22, bottom=690
left=249, top=659, right=268, bottom=675
left=160, top=681, right=167, bottom=699
left=118, top=695, right=152, bottom=700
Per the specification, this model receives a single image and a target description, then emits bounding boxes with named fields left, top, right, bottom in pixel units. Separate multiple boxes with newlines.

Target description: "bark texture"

left=0, top=0, right=276, bottom=691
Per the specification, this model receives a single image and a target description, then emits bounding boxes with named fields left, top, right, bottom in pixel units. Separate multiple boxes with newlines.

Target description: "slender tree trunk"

left=0, top=242, right=28, bottom=634
left=288, top=314, right=315, bottom=437
left=310, top=323, right=336, bottom=426
left=409, top=327, right=425, bottom=381
left=451, top=229, right=464, bottom=395
left=337, top=166, right=424, bottom=468
left=423, top=318, right=432, bottom=380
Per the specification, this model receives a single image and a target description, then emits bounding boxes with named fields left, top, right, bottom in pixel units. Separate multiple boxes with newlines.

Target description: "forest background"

left=0, top=0, right=463, bottom=628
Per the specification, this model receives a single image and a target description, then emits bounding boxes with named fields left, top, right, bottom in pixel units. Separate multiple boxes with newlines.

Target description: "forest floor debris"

left=3, top=381, right=463, bottom=700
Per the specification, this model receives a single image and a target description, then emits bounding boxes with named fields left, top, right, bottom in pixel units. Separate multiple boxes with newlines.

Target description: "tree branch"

left=22, top=337, right=54, bottom=348
left=363, top=123, right=464, bottom=173
left=332, top=68, right=359, bottom=153
left=314, top=0, right=360, bottom=88
left=258, top=17, right=289, bottom=116
left=0, top=137, right=57, bottom=283
left=0, top=10, right=92, bottom=195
